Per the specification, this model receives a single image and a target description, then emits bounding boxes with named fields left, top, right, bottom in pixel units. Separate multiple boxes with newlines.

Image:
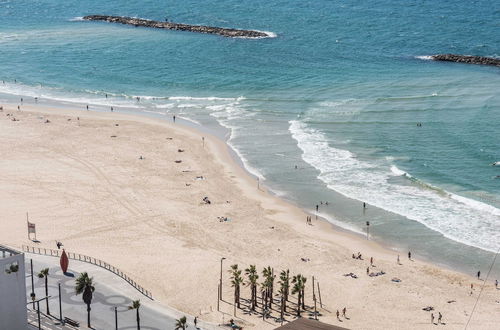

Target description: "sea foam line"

left=289, top=120, right=500, bottom=252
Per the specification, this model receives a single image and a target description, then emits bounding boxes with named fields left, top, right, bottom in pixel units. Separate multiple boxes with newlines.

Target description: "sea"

left=1, top=0, right=499, bottom=277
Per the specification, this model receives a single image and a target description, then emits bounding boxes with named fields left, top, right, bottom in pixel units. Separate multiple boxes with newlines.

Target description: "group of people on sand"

left=352, top=252, right=363, bottom=260
left=430, top=312, right=444, bottom=325
left=305, top=215, right=313, bottom=225
left=336, top=307, right=349, bottom=321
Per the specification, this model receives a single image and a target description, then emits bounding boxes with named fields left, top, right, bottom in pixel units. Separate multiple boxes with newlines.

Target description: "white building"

left=0, top=245, right=27, bottom=330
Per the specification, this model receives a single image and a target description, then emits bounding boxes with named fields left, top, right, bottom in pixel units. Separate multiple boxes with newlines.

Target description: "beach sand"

left=0, top=104, right=498, bottom=329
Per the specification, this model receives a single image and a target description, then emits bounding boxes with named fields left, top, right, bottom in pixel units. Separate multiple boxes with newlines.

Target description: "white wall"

left=0, top=250, right=27, bottom=330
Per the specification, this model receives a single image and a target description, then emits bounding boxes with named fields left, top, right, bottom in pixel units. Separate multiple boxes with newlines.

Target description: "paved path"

left=25, top=253, right=217, bottom=329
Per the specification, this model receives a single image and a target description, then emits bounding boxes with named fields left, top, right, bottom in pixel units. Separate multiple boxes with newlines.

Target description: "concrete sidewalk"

left=25, top=253, right=219, bottom=329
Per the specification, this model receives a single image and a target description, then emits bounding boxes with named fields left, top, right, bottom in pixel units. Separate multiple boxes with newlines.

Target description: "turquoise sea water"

left=1, top=0, right=499, bottom=275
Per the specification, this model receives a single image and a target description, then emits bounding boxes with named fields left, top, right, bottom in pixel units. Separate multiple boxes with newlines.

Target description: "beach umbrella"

left=60, top=249, right=69, bottom=274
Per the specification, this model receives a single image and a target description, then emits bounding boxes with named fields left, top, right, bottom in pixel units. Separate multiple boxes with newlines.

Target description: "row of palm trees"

left=228, top=264, right=309, bottom=319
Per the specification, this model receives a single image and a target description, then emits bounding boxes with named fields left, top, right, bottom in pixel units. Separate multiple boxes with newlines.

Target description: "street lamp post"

left=31, top=259, right=35, bottom=309
left=219, top=257, right=226, bottom=301
left=366, top=221, right=370, bottom=240
left=58, top=283, right=62, bottom=322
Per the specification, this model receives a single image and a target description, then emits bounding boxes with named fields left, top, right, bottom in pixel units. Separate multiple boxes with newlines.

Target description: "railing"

left=22, top=245, right=153, bottom=300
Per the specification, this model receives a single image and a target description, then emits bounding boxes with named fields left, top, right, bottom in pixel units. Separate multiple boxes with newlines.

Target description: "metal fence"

left=22, top=245, right=153, bottom=300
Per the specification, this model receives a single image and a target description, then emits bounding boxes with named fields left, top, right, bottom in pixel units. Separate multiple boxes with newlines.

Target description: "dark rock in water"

left=82, top=15, right=271, bottom=39
left=431, top=54, right=500, bottom=67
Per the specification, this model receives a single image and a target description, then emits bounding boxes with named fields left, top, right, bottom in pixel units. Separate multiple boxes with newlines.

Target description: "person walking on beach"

left=477, top=270, right=481, bottom=279
left=194, top=316, right=197, bottom=328
left=408, top=251, right=412, bottom=260
left=437, top=312, right=442, bottom=324
left=495, top=279, right=498, bottom=289
left=470, top=283, right=474, bottom=295
left=336, top=310, right=340, bottom=320
left=370, top=257, right=373, bottom=266
left=173, top=115, right=176, bottom=123
left=431, top=313, right=434, bottom=324
left=397, top=255, right=400, bottom=264
left=366, top=267, right=370, bottom=275
left=86, top=105, right=89, bottom=110
left=342, top=307, right=347, bottom=318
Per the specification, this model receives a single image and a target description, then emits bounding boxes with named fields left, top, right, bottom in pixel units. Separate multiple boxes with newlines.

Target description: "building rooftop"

left=0, top=245, right=21, bottom=260
left=275, top=318, right=349, bottom=330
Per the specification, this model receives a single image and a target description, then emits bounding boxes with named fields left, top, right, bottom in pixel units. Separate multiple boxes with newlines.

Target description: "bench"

left=64, top=317, right=80, bottom=327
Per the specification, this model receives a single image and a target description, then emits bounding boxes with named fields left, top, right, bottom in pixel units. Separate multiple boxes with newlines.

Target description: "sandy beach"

left=1, top=104, right=499, bottom=329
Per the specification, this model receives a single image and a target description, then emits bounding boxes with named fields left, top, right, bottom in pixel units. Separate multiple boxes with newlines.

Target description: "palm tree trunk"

left=87, top=303, right=91, bottom=328
left=251, top=285, right=255, bottom=310
left=136, top=307, right=140, bottom=330
left=301, top=288, right=305, bottom=309
left=297, top=293, right=301, bottom=317
left=237, top=286, right=240, bottom=308
left=280, top=295, right=284, bottom=320
left=45, top=277, right=50, bottom=315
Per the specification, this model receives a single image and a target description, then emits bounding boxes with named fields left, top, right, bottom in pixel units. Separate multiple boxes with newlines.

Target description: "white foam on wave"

left=390, top=165, right=407, bottom=176
left=289, top=120, right=500, bottom=252
left=169, top=96, right=244, bottom=101
left=415, top=55, right=433, bottom=60
left=69, top=17, right=84, bottom=22
left=155, top=103, right=175, bottom=109
left=255, top=30, right=277, bottom=38
left=0, top=82, right=146, bottom=109
left=200, top=100, right=265, bottom=180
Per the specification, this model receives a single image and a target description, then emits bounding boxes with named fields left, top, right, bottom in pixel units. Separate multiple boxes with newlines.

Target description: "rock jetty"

left=83, top=15, right=271, bottom=38
left=431, top=54, right=500, bottom=67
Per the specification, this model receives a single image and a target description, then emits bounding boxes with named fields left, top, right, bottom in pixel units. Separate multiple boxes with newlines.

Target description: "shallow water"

left=1, top=0, right=499, bottom=276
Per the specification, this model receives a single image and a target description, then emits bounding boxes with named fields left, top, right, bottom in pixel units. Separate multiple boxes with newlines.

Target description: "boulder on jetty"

left=431, top=54, right=500, bottom=67
left=83, top=15, right=271, bottom=39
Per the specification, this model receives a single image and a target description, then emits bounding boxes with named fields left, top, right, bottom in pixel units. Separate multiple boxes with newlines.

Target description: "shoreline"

left=1, top=102, right=499, bottom=329
left=0, top=97, right=495, bottom=279
left=1, top=87, right=497, bottom=281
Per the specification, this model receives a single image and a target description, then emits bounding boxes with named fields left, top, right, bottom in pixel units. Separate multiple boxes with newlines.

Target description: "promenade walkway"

left=25, top=253, right=216, bottom=329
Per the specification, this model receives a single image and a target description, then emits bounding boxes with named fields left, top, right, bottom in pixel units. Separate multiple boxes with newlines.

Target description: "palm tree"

left=279, top=269, right=290, bottom=312
left=75, top=272, right=95, bottom=328
left=228, top=264, right=244, bottom=308
left=37, top=268, right=50, bottom=315
left=175, top=316, right=188, bottom=330
left=245, top=265, right=259, bottom=311
left=128, top=300, right=141, bottom=330
left=261, top=266, right=275, bottom=309
left=291, top=274, right=306, bottom=317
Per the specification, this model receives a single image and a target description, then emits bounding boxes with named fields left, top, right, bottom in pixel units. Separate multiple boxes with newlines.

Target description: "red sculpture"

left=60, top=249, right=69, bottom=274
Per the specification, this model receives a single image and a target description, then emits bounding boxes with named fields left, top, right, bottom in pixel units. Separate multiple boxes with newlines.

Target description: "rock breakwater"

left=431, top=54, right=500, bottom=67
left=83, top=15, right=272, bottom=38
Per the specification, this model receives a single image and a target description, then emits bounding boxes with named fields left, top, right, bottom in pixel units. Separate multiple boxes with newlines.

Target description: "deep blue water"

left=1, top=0, right=499, bottom=273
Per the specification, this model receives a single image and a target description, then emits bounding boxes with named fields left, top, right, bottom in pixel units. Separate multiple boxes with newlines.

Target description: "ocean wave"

left=168, top=96, right=244, bottom=101
left=289, top=120, right=500, bottom=252
left=415, top=55, right=433, bottom=61
left=69, top=16, right=84, bottom=22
